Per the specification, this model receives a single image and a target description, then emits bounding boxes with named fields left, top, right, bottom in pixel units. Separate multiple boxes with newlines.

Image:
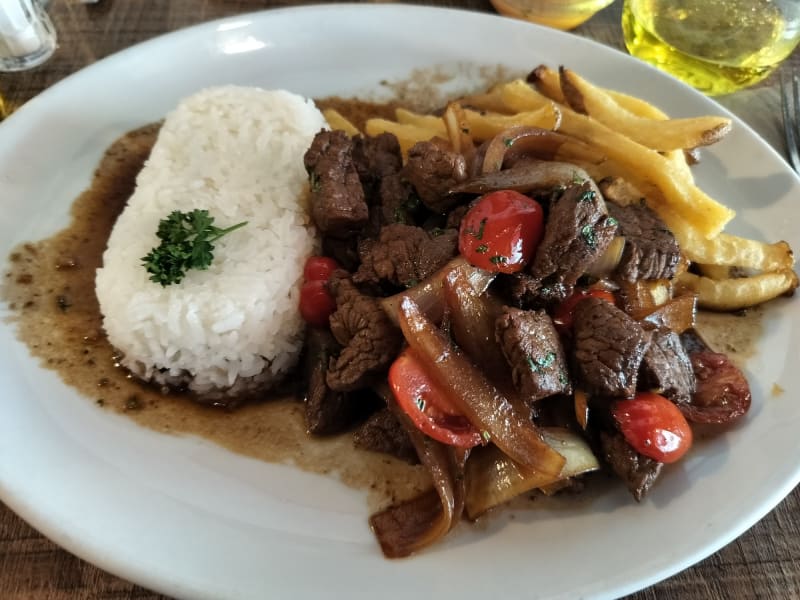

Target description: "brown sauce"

left=0, top=117, right=431, bottom=512
left=0, top=96, right=764, bottom=517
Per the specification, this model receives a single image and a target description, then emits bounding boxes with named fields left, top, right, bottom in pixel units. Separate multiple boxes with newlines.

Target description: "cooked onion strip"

left=396, top=297, right=566, bottom=476
left=480, top=126, right=601, bottom=174
left=379, top=257, right=495, bottom=326
left=464, top=428, right=599, bottom=520
left=369, top=391, right=465, bottom=558
left=451, top=161, right=593, bottom=196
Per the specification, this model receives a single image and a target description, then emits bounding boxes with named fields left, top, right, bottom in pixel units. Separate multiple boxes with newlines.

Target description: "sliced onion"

left=574, top=389, right=589, bottom=430
left=443, top=269, right=532, bottom=420
left=641, top=293, right=697, bottom=333
left=451, top=161, right=593, bottom=196
left=368, top=391, right=465, bottom=558
left=379, top=256, right=495, bottom=326
left=482, top=127, right=566, bottom=174
left=396, top=297, right=565, bottom=477
left=464, top=428, right=600, bottom=520
left=585, top=236, right=626, bottom=279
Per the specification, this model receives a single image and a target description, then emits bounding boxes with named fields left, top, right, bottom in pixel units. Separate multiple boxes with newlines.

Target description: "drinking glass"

left=0, top=0, right=57, bottom=72
left=622, top=0, right=800, bottom=95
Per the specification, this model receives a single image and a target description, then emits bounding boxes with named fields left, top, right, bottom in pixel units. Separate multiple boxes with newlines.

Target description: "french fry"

left=395, top=108, right=447, bottom=137
left=697, top=264, right=733, bottom=280
left=322, top=108, right=360, bottom=137
left=364, top=118, right=438, bottom=155
left=677, top=270, right=799, bottom=310
left=443, top=102, right=473, bottom=155
left=463, top=103, right=561, bottom=141
left=498, top=79, right=553, bottom=112
left=459, top=84, right=512, bottom=114
left=555, top=109, right=734, bottom=238
left=527, top=65, right=566, bottom=104
left=559, top=68, right=732, bottom=152
left=658, top=207, right=795, bottom=270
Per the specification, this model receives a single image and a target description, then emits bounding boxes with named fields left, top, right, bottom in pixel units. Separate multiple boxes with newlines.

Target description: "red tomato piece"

left=299, top=279, right=336, bottom=328
left=389, top=348, right=483, bottom=448
left=612, top=392, right=693, bottom=464
left=303, top=256, right=341, bottom=282
left=552, top=288, right=616, bottom=332
left=683, top=351, right=751, bottom=424
left=458, top=190, right=544, bottom=274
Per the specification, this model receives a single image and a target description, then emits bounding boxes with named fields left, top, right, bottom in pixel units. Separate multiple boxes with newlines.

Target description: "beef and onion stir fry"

left=293, top=66, right=797, bottom=558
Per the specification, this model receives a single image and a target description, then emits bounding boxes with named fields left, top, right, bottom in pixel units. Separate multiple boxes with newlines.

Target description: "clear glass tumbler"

left=622, top=0, right=800, bottom=95
left=0, top=0, right=57, bottom=72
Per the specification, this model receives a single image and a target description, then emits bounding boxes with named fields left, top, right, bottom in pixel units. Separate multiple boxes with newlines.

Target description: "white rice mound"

left=96, top=86, right=327, bottom=398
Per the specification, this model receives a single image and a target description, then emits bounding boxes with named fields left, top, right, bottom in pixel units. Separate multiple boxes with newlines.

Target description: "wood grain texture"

left=1, top=1, right=799, bottom=599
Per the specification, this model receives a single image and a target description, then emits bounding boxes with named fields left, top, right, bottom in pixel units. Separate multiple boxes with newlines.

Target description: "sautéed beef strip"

left=304, top=130, right=369, bottom=235
left=326, top=273, right=401, bottom=391
left=606, top=202, right=681, bottom=283
left=496, top=307, right=571, bottom=402
left=304, top=328, right=363, bottom=434
left=600, top=430, right=663, bottom=501
left=353, top=408, right=420, bottom=464
left=351, top=132, right=404, bottom=197
left=684, top=351, right=751, bottom=424
left=527, top=181, right=618, bottom=303
left=573, top=297, right=652, bottom=398
left=354, top=224, right=458, bottom=288
left=403, top=140, right=468, bottom=213
left=639, top=327, right=696, bottom=404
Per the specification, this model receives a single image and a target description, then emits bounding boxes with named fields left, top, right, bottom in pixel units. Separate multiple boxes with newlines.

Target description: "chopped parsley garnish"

left=503, top=137, right=514, bottom=147
left=465, top=217, right=487, bottom=240
left=578, top=189, right=596, bottom=203
left=558, top=370, right=570, bottom=386
left=142, top=209, right=248, bottom=286
left=490, top=255, right=507, bottom=265
left=571, top=171, right=586, bottom=184
left=606, top=216, right=619, bottom=227
left=309, top=170, right=321, bottom=193
left=475, top=244, right=489, bottom=254
left=415, top=397, right=426, bottom=412
left=526, top=352, right=556, bottom=373
left=482, top=431, right=492, bottom=442
left=581, top=224, right=597, bottom=249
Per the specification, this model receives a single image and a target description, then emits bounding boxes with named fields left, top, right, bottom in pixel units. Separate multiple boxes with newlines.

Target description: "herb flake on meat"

left=142, top=209, right=248, bottom=286
left=581, top=224, right=597, bottom=249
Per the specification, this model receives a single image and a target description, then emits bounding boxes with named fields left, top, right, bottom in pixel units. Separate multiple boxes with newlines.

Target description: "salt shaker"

left=0, top=0, right=57, bottom=72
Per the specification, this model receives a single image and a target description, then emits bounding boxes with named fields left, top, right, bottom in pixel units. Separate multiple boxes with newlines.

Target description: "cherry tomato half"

left=304, top=256, right=341, bottom=282
left=299, top=279, right=337, bottom=328
left=552, top=288, right=616, bottom=333
left=389, top=348, right=483, bottom=448
left=458, top=190, right=544, bottom=274
left=612, top=392, right=693, bottom=464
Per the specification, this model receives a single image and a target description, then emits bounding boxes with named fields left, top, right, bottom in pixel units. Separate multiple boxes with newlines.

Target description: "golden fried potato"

left=322, top=108, right=360, bottom=137
left=394, top=108, right=446, bottom=136
left=559, top=68, right=732, bottom=152
left=463, top=103, right=562, bottom=141
left=555, top=110, right=734, bottom=238
left=527, top=65, right=566, bottom=104
left=364, top=119, right=439, bottom=155
left=677, top=270, right=799, bottom=310
left=443, top=102, right=473, bottom=155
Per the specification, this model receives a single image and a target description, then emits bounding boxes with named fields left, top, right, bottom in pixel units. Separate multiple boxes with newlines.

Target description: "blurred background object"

left=0, top=0, right=57, bottom=72
left=622, top=0, right=800, bottom=95
left=490, top=0, right=616, bottom=30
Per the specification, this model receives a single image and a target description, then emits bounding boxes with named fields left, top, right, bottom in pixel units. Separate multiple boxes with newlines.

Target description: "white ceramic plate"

left=1, top=5, right=798, bottom=599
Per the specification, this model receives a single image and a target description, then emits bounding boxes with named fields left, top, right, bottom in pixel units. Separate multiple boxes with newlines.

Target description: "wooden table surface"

left=1, top=1, right=798, bottom=599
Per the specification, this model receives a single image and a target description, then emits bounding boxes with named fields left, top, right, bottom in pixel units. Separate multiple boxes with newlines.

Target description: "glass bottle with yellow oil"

left=622, top=0, right=800, bottom=95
